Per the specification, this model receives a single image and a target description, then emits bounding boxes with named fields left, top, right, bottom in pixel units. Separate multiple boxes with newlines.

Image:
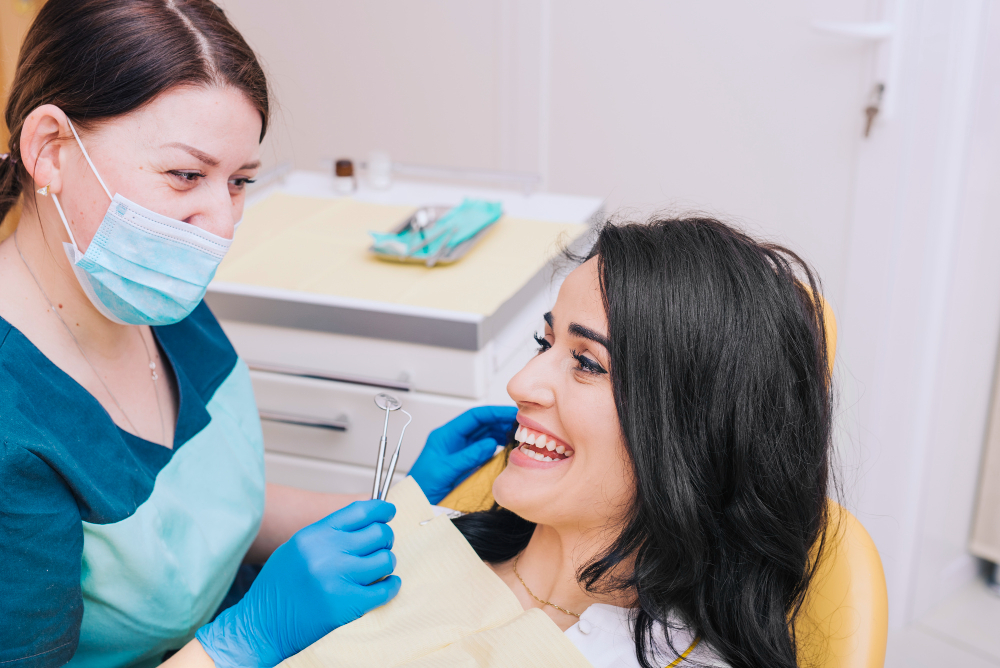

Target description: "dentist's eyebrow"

left=162, top=142, right=220, bottom=166
left=162, top=143, right=260, bottom=171
left=545, top=311, right=610, bottom=349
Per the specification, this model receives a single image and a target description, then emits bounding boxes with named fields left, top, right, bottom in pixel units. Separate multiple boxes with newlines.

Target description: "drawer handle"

left=259, top=410, right=350, bottom=432
left=248, top=361, right=411, bottom=392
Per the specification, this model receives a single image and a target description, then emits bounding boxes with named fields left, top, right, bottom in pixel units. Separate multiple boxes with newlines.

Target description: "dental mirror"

left=375, top=393, right=402, bottom=411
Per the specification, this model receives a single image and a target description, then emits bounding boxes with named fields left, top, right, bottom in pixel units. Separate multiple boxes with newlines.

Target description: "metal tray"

left=368, top=205, right=498, bottom=266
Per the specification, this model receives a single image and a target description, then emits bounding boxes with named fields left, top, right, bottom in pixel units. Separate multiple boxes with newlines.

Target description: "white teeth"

left=516, top=432, right=571, bottom=462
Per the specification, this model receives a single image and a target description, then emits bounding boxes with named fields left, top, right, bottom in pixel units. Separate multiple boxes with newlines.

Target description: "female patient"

left=452, top=217, right=832, bottom=668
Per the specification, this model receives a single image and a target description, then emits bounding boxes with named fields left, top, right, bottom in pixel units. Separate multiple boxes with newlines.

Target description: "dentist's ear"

left=19, top=104, right=72, bottom=197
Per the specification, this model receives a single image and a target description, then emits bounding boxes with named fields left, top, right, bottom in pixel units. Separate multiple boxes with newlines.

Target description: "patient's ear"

left=19, top=104, right=73, bottom=196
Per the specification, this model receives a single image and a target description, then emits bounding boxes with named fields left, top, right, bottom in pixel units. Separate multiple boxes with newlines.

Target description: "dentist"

left=0, top=1, right=514, bottom=667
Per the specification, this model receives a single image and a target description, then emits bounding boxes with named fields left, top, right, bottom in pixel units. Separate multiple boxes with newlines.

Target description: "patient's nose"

left=506, top=352, right=556, bottom=410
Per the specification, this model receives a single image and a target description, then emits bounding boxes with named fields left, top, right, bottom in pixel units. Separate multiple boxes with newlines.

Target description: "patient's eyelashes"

left=572, top=350, right=607, bottom=375
left=534, top=332, right=605, bottom=375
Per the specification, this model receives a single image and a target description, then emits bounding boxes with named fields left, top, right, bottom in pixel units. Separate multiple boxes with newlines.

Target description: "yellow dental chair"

left=441, top=301, right=888, bottom=668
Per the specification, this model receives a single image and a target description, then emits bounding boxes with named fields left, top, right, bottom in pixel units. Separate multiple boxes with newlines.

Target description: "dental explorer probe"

left=379, top=408, right=412, bottom=501
left=372, top=393, right=401, bottom=500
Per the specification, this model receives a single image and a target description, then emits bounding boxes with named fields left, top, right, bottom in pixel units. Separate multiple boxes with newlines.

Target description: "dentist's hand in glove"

left=194, top=500, right=400, bottom=668
left=409, top=405, right=518, bottom=504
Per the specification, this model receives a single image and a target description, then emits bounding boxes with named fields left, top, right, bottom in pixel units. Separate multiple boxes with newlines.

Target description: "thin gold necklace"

left=15, top=229, right=167, bottom=444
left=514, top=552, right=702, bottom=668
left=512, top=553, right=582, bottom=618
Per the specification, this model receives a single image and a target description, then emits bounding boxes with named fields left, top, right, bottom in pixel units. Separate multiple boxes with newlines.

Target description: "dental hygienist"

left=0, top=2, right=514, bottom=667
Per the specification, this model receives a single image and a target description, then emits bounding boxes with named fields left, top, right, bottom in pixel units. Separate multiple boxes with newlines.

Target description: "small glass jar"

left=334, top=159, right=355, bottom=194
left=367, top=151, right=392, bottom=190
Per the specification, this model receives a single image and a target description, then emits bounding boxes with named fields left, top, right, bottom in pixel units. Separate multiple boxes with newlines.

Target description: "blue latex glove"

left=409, top=405, right=518, bottom=504
left=195, top=500, right=401, bottom=668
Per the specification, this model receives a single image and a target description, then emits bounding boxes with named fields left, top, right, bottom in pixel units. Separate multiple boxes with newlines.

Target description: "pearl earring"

left=36, top=184, right=50, bottom=196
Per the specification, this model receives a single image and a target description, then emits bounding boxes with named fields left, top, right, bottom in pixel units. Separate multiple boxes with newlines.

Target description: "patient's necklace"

left=512, top=553, right=582, bottom=618
left=16, top=229, right=167, bottom=444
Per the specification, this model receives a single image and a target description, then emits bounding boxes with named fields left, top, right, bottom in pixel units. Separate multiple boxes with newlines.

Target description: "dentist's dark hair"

left=455, top=217, right=833, bottom=668
left=0, top=0, right=269, bottom=224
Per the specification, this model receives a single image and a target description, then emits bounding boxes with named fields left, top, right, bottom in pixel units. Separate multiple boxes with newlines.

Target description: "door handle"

left=259, top=410, right=350, bottom=432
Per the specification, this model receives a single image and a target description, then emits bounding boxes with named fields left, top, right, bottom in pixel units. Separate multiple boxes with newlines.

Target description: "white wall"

left=223, top=0, right=1000, bottom=628
left=544, top=0, right=869, bottom=309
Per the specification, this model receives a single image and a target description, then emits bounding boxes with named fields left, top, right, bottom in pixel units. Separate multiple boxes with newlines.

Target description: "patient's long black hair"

left=454, top=217, right=833, bottom=668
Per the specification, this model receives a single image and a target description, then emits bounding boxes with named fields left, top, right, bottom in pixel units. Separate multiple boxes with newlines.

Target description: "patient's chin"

left=492, top=466, right=562, bottom=525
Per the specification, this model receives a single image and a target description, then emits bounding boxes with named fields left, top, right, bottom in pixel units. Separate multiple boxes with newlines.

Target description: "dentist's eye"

left=169, top=170, right=205, bottom=182
left=571, top=350, right=607, bottom=375
left=533, top=332, right=551, bottom=353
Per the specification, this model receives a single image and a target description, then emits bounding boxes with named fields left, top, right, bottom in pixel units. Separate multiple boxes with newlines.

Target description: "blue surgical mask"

left=51, top=119, right=233, bottom=326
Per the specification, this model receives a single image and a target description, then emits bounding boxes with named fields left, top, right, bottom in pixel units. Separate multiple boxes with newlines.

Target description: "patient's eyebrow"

left=545, top=311, right=610, bottom=349
left=568, top=323, right=610, bottom=349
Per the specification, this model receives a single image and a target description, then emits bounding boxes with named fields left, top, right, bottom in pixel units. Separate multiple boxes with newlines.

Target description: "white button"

left=577, top=619, right=593, bottom=634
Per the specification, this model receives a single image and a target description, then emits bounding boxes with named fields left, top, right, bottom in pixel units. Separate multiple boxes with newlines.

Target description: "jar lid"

left=335, top=159, right=354, bottom=177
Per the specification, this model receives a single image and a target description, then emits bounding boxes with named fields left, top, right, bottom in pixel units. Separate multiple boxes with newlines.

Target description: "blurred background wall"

left=3, top=0, right=1000, bottom=635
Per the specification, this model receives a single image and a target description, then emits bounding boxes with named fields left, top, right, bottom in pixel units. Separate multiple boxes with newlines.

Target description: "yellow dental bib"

left=279, top=477, right=593, bottom=668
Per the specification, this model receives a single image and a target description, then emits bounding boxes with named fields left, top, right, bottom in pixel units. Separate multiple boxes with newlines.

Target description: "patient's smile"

left=514, top=425, right=574, bottom=462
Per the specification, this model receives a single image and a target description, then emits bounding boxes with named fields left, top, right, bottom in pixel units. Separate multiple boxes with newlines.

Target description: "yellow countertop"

left=216, top=193, right=588, bottom=317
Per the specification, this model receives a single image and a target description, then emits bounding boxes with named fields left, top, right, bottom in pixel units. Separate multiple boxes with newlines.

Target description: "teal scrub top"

left=0, top=302, right=266, bottom=667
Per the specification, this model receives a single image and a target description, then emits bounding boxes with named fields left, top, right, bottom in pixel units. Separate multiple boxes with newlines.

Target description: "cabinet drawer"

left=225, top=320, right=490, bottom=398
left=264, top=452, right=376, bottom=495
left=251, top=370, right=506, bottom=470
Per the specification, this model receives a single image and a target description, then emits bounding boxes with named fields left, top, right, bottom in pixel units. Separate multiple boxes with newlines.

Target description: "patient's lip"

left=515, top=415, right=570, bottom=451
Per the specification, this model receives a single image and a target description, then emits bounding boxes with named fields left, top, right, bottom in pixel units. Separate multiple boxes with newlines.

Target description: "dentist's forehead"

left=124, top=86, right=262, bottom=166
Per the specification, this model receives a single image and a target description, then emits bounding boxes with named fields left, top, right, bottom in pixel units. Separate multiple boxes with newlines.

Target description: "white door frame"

left=837, top=0, right=1000, bottom=628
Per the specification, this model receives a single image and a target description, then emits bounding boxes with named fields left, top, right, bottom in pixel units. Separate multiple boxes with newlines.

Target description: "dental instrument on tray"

left=369, top=199, right=503, bottom=266
left=372, top=393, right=413, bottom=501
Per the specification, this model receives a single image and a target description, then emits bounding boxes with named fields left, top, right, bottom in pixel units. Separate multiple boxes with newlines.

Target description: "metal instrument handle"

left=379, top=409, right=413, bottom=500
